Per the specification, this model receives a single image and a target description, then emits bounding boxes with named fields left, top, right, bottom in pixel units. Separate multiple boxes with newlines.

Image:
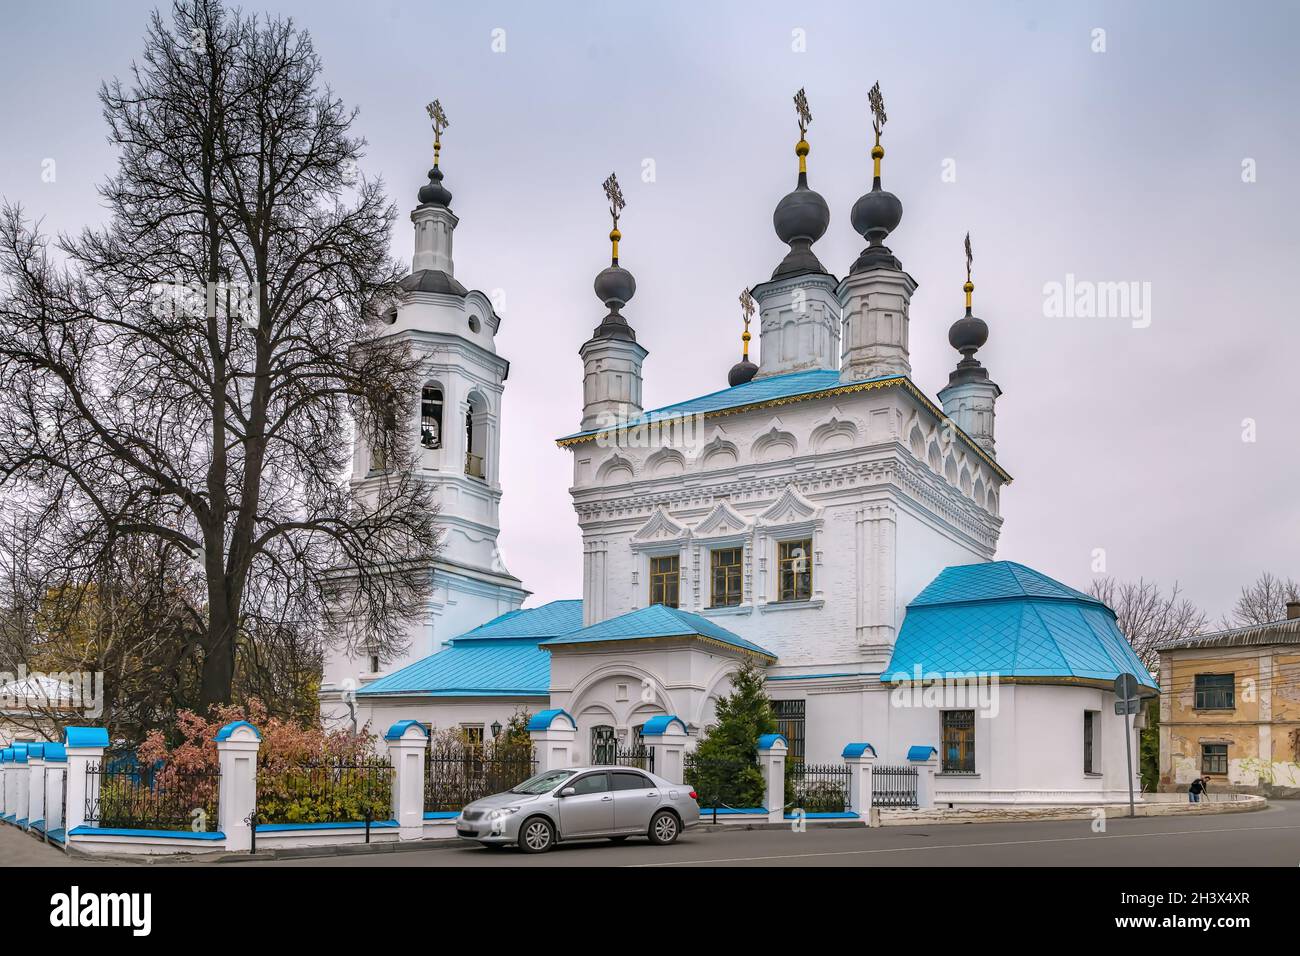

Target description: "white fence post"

left=385, top=720, right=429, bottom=840
left=757, top=734, right=787, bottom=823
left=27, top=744, right=46, bottom=832
left=0, top=751, right=10, bottom=819
left=14, top=744, right=30, bottom=827
left=43, top=743, right=66, bottom=839
left=842, top=743, right=877, bottom=825
left=528, top=709, right=578, bottom=772
left=640, top=715, right=688, bottom=785
left=63, top=727, right=108, bottom=836
left=909, top=746, right=939, bottom=809
left=215, top=720, right=261, bottom=852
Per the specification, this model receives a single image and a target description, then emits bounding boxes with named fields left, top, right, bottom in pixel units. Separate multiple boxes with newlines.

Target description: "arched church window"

left=420, top=385, right=443, bottom=449
left=465, top=392, right=488, bottom=479
left=368, top=390, right=398, bottom=471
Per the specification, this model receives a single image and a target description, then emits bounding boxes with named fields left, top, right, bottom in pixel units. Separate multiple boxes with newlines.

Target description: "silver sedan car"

left=455, top=766, right=701, bottom=853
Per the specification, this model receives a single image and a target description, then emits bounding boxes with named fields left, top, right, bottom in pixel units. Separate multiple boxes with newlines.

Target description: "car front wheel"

left=519, top=817, right=555, bottom=853
left=648, top=810, right=680, bottom=846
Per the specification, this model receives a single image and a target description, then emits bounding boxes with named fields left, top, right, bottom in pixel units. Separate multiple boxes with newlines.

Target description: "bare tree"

left=0, top=0, right=436, bottom=713
left=1088, top=577, right=1208, bottom=670
left=1226, top=572, right=1300, bottom=628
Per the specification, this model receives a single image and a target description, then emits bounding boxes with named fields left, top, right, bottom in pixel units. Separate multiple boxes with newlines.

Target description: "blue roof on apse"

left=358, top=600, right=584, bottom=697
left=885, top=561, right=1157, bottom=690
left=556, top=369, right=892, bottom=441
left=540, top=604, right=776, bottom=659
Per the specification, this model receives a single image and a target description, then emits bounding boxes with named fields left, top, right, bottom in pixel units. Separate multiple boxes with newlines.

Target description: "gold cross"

left=426, top=99, right=449, bottom=137
left=740, top=287, right=756, bottom=323
left=602, top=172, right=625, bottom=226
left=793, top=88, right=812, bottom=137
left=868, top=82, right=887, bottom=143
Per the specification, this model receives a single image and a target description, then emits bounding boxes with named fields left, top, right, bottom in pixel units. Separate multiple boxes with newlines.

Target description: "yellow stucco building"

left=1157, top=604, right=1300, bottom=796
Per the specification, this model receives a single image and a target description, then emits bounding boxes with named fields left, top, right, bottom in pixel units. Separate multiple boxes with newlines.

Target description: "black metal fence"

left=255, top=756, right=393, bottom=825
left=610, top=744, right=654, bottom=773
left=85, top=762, right=221, bottom=832
left=871, top=764, right=919, bottom=808
left=424, top=741, right=537, bottom=812
left=790, top=761, right=850, bottom=813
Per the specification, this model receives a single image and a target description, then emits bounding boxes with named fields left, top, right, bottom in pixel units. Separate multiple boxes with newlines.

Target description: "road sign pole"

left=1123, top=706, right=1135, bottom=818
left=1114, top=672, right=1140, bottom=819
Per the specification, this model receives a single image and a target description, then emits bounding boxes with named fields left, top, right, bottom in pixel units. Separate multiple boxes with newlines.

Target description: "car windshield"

left=510, top=769, right=576, bottom=794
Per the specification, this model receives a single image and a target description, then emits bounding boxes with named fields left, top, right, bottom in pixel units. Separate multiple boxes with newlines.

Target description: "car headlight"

left=489, top=807, right=520, bottom=819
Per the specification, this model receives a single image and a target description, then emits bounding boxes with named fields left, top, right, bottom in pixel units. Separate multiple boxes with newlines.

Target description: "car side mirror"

left=559, top=787, right=576, bottom=798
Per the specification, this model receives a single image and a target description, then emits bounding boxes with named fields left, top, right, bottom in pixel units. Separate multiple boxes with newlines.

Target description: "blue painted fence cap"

left=907, top=745, right=938, bottom=761
left=384, top=719, right=429, bottom=741
left=1, top=748, right=12, bottom=762
left=213, top=720, right=261, bottom=742
left=757, top=733, right=787, bottom=751
left=526, top=708, right=575, bottom=731
left=64, top=726, right=110, bottom=748
left=842, top=742, right=877, bottom=759
left=42, top=743, right=66, bottom=762
left=640, top=715, right=687, bottom=736
left=27, top=743, right=44, bottom=758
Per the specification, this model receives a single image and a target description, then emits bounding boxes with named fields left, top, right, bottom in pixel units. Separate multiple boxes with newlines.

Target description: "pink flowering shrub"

left=136, top=700, right=389, bottom=825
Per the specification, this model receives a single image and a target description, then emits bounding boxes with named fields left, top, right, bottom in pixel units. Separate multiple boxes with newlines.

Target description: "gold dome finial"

left=963, top=231, right=975, bottom=311
left=739, top=287, right=756, bottom=359
left=793, top=88, right=812, bottom=174
left=602, top=172, right=626, bottom=264
left=868, top=82, right=887, bottom=178
left=426, top=99, right=449, bottom=168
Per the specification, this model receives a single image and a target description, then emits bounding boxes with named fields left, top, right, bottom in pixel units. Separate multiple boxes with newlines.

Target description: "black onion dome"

left=594, top=263, right=636, bottom=311
left=850, top=185, right=902, bottom=244
left=728, top=357, right=758, bottom=387
left=948, top=310, right=989, bottom=357
left=772, top=172, right=830, bottom=279
left=774, top=173, right=830, bottom=245
left=418, top=166, right=452, bottom=207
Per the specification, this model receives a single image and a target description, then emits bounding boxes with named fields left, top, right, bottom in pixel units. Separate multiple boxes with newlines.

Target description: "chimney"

left=1287, top=601, right=1300, bottom=621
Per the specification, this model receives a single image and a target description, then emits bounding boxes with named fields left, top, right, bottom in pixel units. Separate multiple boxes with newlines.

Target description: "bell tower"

left=324, top=100, right=527, bottom=718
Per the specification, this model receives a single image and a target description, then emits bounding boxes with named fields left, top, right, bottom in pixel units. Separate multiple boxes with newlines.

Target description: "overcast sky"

left=2, top=0, right=1296, bottom=624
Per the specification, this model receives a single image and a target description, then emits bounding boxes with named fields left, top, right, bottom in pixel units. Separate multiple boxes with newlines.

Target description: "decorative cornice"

left=571, top=455, right=1001, bottom=552
left=556, top=375, right=1011, bottom=483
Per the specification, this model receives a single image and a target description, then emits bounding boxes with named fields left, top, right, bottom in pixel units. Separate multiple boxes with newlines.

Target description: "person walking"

left=1188, top=776, right=1206, bottom=803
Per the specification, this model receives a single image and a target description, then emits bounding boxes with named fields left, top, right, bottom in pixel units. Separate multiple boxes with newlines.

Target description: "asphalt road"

left=227, top=800, right=1300, bottom=867
left=6, top=801, right=1298, bottom=867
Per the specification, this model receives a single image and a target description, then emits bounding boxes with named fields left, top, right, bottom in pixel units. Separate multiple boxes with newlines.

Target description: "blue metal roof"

left=557, top=369, right=883, bottom=442
left=909, top=561, right=1097, bottom=607
left=455, top=599, right=584, bottom=641
left=359, top=638, right=551, bottom=697
left=358, top=600, right=584, bottom=698
left=885, top=561, right=1156, bottom=689
left=540, top=604, right=775, bottom=659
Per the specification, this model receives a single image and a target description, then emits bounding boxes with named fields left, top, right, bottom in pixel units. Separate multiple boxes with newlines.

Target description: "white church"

left=321, top=93, right=1155, bottom=805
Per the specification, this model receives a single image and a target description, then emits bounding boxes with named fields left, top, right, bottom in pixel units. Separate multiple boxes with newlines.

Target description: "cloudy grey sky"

left=2, top=0, right=1296, bottom=623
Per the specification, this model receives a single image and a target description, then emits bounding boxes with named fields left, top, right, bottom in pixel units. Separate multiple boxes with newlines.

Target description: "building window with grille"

left=591, top=725, right=616, bottom=765
left=650, top=555, right=680, bottom=608
left=1194, top=673, right=1234, bottom=710
left=1201, top=743, right=1228, bottom=775
left=942, top=710, right=976, bottom=773
left=710, top=547, right=743, bottom=608
left=1083, top=710, right=1098, bottom=774
left=772, top=700, right=806, bottom=765
left=420, top=385, right=443, bottom=449
left=777, top=538, right=813, bottom=602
